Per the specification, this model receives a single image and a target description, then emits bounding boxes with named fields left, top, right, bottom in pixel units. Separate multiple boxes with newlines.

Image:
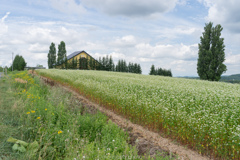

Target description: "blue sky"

left=0, top=0, right=239, bottom=76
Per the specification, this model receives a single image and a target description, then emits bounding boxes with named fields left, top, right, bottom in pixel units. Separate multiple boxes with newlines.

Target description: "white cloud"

left=80, top=0, right=178, bottom=16
left=135, top=43, right=198, bottom=60
left=1, top=12, right=10, bottom=23
left=0, top=12, right=10, bottom=35
left=177, top=0, right=188, bottom=6
left=49, top=0, right=86, bottom=15
left=153, top=25, right=202, bottom=41
left=225, top=53, right=240, bottom=65
left=111, top=35, right=137, bottom=48
left=0, top=19, right=91, bottom=68
left=106, top=52, right=124, bottom=59
left=28, top=43, right=49, bottom=53
left=200, top=0, right=240, bottom=33
left=1, top=0, right=239, bottom=76
left=32, top=53, right=47, bottom=61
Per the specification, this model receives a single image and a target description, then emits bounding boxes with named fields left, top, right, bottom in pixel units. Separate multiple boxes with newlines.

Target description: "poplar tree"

left=57, top=41, right=66, bottom=65
left=197, top=22, right=227, bottom=81
left=47, top=42, right=56, bottom=68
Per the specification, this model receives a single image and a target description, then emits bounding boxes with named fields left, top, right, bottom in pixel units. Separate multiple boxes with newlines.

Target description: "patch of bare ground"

left=39, top=75, right=211, bottom=160
left=15, top=78, right=27, bottom=84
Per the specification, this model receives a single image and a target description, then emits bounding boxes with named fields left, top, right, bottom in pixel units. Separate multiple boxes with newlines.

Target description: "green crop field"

left=37, top=69, right=240, bottom=159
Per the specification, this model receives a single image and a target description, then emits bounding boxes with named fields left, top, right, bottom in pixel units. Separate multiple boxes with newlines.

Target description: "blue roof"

left=67, top=51, right=84, bottom=60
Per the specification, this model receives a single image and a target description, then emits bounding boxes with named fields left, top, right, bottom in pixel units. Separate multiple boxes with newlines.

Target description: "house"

left=55, top=50, right=99, bottom=69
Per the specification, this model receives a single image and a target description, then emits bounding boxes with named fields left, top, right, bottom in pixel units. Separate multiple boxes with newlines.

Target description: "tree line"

left=64, top=55, right=142, bottom=74
left=47, top=42, right=142, bottom=74
left=149, top=64, right=172, bottom=77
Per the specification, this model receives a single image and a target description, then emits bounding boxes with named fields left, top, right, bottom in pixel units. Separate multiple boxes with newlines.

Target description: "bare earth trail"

left=39, top=75, right=211, bottom=160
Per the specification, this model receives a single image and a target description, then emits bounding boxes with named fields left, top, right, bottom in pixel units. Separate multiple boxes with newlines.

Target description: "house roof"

left=67, top=51, right=84, bottom=60
left=67, top=50, right=95, bottom=60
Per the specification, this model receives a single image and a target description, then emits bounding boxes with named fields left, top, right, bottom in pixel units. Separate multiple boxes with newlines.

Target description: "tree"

left=89, top=57, right=93, bottom=70
left=149, top=65, right=155, bottom=75
left=64, top=57, right=69, bottom=69
left=47, top=42, right=56, bottom=68
left=57, top=41, right=66, bottom=66
left=109, top=56, right=114, bottom=71
left=36, top=64, right=43, bottom=68
left=79, top=57, right=88, bottom=69
left=93, top=58, right=96, bottom=70
left=137, top=64, right=142, bottom=74
left=12, top=55, right=27, bottom=71
left=197, top=22, right=227, bottom=81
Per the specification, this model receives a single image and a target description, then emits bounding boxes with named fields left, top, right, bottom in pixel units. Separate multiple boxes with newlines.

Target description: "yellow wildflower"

left=37, top=117, right=40, bottom=119
left=31, top=110, right=35, bottom=113
left=45, top=108, right=47, bottom=111
left=27, top=112, right=30, bottom=114
left=58, top=130, right=63, bottom=134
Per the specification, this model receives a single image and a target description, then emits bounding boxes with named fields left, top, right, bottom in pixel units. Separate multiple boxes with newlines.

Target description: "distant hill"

left=220, top=74, right=240, bottom=83
left=180, top=74, right=240, bottom=84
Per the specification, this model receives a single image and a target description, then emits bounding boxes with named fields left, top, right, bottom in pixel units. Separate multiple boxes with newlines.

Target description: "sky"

left=0, top=0, right=239, bottom=76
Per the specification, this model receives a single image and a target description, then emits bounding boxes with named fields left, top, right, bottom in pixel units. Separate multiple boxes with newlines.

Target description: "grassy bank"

left=0, top=71, right=170, bottom=160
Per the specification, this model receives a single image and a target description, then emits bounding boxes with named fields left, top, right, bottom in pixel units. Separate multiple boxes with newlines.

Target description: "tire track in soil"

left=39, top=75, right=211, bottom=160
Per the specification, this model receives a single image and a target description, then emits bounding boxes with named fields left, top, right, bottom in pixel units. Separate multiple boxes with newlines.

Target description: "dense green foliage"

left=37, top=69, right=240, bottom=159
left=78, top=57, right=97, bottom=70
left=57, top=41, right=67, bottom=66
left=11, top=55, right=27, bottom=71
left=149, top=64, right=172, bottom=77
left=98, top=55, right=115, bottom=71
left=115, top=59, right=142, bottom=74
left=47, top=42, right=56, bottom=69
left=197, top=22, right=227, bottom=81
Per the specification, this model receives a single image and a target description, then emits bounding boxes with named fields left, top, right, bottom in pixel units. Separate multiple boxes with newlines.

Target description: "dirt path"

left=39, top=75, right=211, bottom=160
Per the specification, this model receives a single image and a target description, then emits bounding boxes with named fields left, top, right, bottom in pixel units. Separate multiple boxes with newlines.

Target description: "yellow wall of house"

left=67, top=52, right=90, bottom=68
left=68, top=52, right=88, bottom=62
left=56, top=51, right=97, bottom=69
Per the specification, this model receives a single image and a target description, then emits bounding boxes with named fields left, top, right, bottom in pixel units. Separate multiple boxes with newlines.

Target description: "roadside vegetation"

left=37, top=69, right=240, bottom=159
left=0, top=71, right=171, bottom=160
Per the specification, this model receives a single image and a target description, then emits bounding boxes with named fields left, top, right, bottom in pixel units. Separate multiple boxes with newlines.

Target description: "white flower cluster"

left=38, top=69, right=240, bottom=154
